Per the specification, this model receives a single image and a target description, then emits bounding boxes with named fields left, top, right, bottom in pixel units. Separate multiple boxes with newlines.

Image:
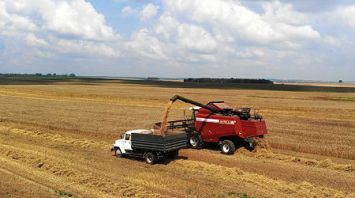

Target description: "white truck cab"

left=113, top=129, right=153, bottom=156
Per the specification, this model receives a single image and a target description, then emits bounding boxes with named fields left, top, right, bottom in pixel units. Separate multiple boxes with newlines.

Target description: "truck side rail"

left=131, top=133, right=188, bottom=152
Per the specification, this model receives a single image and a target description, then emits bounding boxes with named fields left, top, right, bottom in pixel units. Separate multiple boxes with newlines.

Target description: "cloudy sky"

left=0, top=0, right=354, bottom=81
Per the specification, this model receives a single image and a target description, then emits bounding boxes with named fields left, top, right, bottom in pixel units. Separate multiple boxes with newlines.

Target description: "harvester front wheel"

left=145, top=152, right=157, bottom=164
left=220, top=140, right=236, bottom=155
left=189, top=134, right=203, bottom=149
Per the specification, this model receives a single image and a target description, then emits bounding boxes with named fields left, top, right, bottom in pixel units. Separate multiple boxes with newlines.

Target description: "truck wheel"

left=115, top=148, right=122, bottom=157
left=145, top=152, right=157, bottom=164
left=189, top=134, right=203, bottom=149
left=220, top=140, right=236, bottom=154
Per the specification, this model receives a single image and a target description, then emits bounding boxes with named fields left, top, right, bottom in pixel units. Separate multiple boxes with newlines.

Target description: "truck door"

left=123, top=133, right=133, bottom=151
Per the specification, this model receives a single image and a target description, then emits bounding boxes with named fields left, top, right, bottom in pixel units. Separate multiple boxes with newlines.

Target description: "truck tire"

left=145, top=152, right=157, bottom=164
left=189, top=134, right=203, bottom=149
left=220, top=140, right=236, bottom=154
left=114, top=148, right=122, bottom=158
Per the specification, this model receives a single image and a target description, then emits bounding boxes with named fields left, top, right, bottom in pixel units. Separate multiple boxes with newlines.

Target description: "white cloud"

left=43, top=0, right=116, bottom=41
left=261, top=1, right=320, bottom=41
left=321, top=36, right=341, bottom=46
left=337, top=5, right=355, bottom=28
left=177, top=24, right=217, bottom=52
left=121, top=6, right=136, bottom=16
left=55, top=39, right=119, bottom=58
left=0, top=0, right=121, bottom=68
left=127, top=28, right=167, bottom=60
left=262, top=1, right=308, bottom=25
left=130, top=0, right=322, bottom=66
left=140, top=3, right=159, bottom=21
left=165, top=0, right=319, bottom=44
left=0, top=1, right=37, bottom=34
left=26, top=34, right=48, bottom=47
left=237, top=48, right=265, bottom=58
left=155, top=14, right=218, bottom=53
left=2, top=0, right=117, bottom=41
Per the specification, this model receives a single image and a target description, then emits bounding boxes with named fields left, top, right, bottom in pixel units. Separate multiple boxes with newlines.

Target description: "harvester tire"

left=189, top=134, right=203, bottom=149
left=220, top=140, right=235, bottom=154
left=145, top=152, right=157, bottom=164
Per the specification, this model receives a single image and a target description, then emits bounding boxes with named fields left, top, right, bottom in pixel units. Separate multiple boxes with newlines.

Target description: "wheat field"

left=0, top=80, right=354, bottom=197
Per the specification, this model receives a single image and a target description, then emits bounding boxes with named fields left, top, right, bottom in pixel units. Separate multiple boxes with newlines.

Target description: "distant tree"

left=339, top=80, right=343, bottom=83
left=46, top=73, right=52, bottom=76
left=69, top=73, right=76, bottom=77
left=35, top=73, right=42, bottom=76
left=52, top=73, right=56, bottom=76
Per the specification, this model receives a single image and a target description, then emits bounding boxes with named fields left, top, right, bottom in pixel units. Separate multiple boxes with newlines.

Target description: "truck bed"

left=131, top=133, right=187, bottom=152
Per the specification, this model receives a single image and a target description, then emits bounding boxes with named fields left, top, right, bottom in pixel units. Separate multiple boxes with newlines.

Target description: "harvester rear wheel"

left=145, top=152, right=157, bottom=164
left=220, top=140, right=236, bottom=154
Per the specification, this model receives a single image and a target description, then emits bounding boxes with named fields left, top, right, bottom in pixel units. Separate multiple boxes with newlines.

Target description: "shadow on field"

left=159, top=155, right=188, bottom=165
left=1, top=77, right=354, bottom=93
left=203, top=142, right=253, bottom=153
left=111, top=153, right=188, bottom=165
left=117, top=79, right=355, bottom=93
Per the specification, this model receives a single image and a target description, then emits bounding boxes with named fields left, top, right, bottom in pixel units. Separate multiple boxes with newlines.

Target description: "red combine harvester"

left=158, top=95, right=268, bottom=154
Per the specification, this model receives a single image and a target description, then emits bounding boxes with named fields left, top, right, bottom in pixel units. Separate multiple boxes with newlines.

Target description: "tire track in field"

left=171, top=159, right=354, bottom=198
left=0, top=144, right=162, bottom=198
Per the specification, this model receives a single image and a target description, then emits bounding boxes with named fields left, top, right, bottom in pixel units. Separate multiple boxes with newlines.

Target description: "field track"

left=0, top=81, right=354, bottom=197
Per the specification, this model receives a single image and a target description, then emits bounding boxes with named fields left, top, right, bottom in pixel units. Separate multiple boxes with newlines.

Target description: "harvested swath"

left=253, top=149, right=353, bottom=172
left=253, top=136, right=271, bottom=151
left=236, top=147, right=353, bottom=172
left=0, top=144, right=162, bottom=198
left=0, top=126, right=110, bottom=150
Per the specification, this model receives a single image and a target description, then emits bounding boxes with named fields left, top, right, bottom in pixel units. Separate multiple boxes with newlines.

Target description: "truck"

left=156, top=95, right=268, bottom=155
left=111, top=129, right=187, bottom=164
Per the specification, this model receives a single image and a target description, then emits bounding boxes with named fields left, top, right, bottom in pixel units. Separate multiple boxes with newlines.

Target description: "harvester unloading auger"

left=158, top=95, right=269, bottom=154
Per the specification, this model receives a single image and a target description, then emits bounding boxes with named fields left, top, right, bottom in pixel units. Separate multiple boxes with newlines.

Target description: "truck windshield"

left=125, top=134, right=131, bottom=140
